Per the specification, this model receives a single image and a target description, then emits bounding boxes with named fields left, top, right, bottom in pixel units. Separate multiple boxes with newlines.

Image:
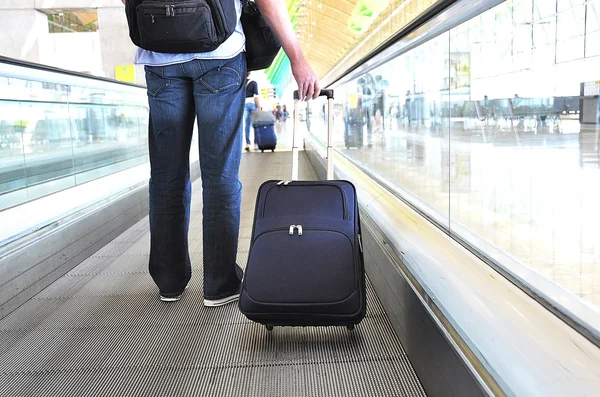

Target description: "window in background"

left=556, top=4, right=585, bottom=62
left=47, top=11, right=99, bottom=33
left=586, top=1, right=600, bottom=57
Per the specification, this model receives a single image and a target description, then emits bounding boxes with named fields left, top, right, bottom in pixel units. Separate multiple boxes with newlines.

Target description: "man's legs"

left=244, top=102, right=255, bottom=149
left=145, top=64, right=195, bottom=298
left=184, top=53, right=245, bottom=301
left=250, top=103, right=258, bottom=148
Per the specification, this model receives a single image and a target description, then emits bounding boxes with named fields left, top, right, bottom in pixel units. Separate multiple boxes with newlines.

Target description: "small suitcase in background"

left=345, top=107, right=364, bottom=149
left=252, top=110, right=277, bottom=152
left=345, top=122, right=364, bottom=149
left=254, top=124, right=277, bottom=152
left=239, top=89, right=366, bottom=331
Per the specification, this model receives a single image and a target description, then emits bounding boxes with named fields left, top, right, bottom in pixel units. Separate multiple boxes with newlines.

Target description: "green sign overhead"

left=262, top=0, right=302, bottom=91
left=347, top=0, right=390, bottom=34
left=265, top=51, right=284, bottom=80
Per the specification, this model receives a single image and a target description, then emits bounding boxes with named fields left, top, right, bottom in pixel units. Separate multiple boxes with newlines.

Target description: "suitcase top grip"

left=293, top=89, right=334, bottom=100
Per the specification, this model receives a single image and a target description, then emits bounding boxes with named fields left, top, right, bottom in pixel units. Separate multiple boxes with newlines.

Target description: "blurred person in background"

left=244, top=72, right=260, bottom=151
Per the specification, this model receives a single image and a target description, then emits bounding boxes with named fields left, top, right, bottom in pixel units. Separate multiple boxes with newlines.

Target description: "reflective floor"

left=0, top=151, right=425, bottom=397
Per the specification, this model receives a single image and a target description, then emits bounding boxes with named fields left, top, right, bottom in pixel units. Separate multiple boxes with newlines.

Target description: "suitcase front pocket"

left=259, top=184, right=348, bottom=220
left=245, top=229, right=357, bottom=305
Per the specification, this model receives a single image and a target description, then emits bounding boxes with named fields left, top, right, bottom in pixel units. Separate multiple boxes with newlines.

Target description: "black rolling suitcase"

left=239, top=89, right=366, bottom=331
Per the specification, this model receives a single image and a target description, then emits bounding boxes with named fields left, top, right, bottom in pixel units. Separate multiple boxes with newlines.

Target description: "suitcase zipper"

left=252, top=226, right=302, bottom=241
left=250, top=227, right=358, bottom=268
left=261, top=182, right=348, bottom=220
left=256, top=226, right=351, bottom=242
left=288, top=225, right=303, bottom=235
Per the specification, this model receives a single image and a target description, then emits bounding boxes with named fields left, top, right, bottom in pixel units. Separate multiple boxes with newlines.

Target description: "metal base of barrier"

left=303, top=140, right=486, bottom=397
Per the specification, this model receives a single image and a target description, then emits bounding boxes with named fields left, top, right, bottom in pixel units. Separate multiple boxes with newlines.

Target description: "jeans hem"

left=204, top=284, right=241, bottom=301
left=160, top=288, right=186, bottom=298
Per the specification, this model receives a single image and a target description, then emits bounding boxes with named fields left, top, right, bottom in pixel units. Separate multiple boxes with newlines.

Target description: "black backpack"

left=125, top=0, right=238, bottom=53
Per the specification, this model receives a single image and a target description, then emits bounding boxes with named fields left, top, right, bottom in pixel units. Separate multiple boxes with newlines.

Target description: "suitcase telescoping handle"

left=292, top=89, right=335, bottom=181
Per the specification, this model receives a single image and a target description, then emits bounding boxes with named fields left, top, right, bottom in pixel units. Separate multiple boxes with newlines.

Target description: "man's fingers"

left=302, top=82, right=309, bottom=101
left=306, top=80, right=315, bottom=100
left=297, top=82, right=305, bottom=101
left=312, top=81, right=320, bottom=99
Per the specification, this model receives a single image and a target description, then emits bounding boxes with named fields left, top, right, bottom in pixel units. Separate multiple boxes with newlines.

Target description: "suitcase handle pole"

left=326, top=95, right=334, bottom=180
left=292, top=89, right=335, bottom=180
left=292, top=97, right=300, bottom=180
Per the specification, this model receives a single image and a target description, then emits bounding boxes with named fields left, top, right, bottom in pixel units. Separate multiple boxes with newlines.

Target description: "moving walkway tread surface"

left=0, top=152, right=426, bottom=397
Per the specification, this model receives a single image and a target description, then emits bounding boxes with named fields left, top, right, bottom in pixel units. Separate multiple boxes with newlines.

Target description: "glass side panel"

left=0, top=97, right=27, bottom=209
left=326, top=0, right=600, bottom=314
left=22, top=100, right=77, bottom=201
left=0, top=73, right=149, bottom=211
left=325, top=32, right=452, bottom=227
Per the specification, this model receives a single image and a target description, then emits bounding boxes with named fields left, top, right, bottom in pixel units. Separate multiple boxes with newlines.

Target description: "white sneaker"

left=204, top=293, right=240, bottom=307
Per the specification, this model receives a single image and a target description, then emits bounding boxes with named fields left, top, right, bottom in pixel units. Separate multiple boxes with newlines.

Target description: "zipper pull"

left=358, top=234, right=363, bottom=252
left=296, top=225, right=303, bottom=236
left=284, top=180, right=291, bottom=186
left=165, top=5, right=170, bottom=17
left=277, top=180, right=284, bottom=185
left=171, top=5, right=175, bottom=17
left=289, top=225, right=296, bottom=235
left=151, top=14, right=155, bottom=23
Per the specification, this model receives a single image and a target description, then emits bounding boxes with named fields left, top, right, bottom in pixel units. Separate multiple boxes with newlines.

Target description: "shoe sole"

left=204, top=294, right=240, bottom=307
left=160, top=296, right=181, bottom=302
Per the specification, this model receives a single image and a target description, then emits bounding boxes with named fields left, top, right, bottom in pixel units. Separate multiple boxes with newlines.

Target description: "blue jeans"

left=144, top=52, right=245, bottom=300
left=244, top=102, right=257, bottom=145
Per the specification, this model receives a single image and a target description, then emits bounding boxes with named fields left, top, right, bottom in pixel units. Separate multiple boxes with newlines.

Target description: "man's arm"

left=254, top=0, right=320, bottom=100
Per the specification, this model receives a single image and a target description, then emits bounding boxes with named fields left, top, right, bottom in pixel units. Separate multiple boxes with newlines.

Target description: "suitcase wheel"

left=271, top=149, right=274, bottom=152
left=265, top=324, right=273, bottom=331
left=261, top=150, right=264, bottom=153
left=347, top=324, right=355, bottom=331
